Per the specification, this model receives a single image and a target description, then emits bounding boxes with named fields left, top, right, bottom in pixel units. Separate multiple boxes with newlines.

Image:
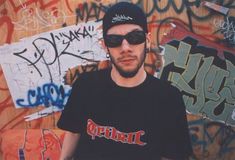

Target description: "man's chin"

left=117, top=69, right=139, bottom=78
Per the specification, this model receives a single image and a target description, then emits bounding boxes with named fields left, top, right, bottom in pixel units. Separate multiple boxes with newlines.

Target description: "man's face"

left=104, top=24, right=148, bottom=78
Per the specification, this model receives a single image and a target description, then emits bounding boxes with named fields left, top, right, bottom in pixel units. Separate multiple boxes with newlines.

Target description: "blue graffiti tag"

left=16, top=83, right=71, bottom=108
left=188, top=119, right=235, bottom=159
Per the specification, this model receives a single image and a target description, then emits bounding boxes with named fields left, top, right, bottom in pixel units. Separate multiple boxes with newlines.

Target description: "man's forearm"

left=59, top=131, right=81, bottom=160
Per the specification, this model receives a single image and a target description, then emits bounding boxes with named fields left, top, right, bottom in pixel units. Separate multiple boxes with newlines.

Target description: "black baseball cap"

left=102, top=2, right=148, bottom=37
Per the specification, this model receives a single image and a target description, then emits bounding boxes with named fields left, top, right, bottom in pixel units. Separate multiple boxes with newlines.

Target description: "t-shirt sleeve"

left=160, top=87, right=193, bottom=160
left=57, top=74, right=87, bottom=133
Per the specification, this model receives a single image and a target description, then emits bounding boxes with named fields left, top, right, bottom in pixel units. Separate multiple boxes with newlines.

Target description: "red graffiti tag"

left=0, top=16, right=14, bottom=43
left=8, top=0, right=59, bottom=13
left=0, top=69, right=13, bottom=116
left=9, top=0, right=36, bottom=13
left=38, top=0, right=59, bottom=10
left=161, top=21, right=235, bottom=56
left=65, top=0, right=73, bottom=13
left=0, top=0, right=6, bottom=6
left=148, top=15, right=158, bottom=33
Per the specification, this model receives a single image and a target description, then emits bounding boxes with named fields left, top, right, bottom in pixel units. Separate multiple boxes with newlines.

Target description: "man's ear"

left=100, top=39, right=108, bottom=53
left=146, top=32, right=151, bottom=49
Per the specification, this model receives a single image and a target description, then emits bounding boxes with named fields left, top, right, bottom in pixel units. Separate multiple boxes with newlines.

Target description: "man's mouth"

left=118, top=56, right=137, bottom=64
left=119, top=58, right=136, bottom=65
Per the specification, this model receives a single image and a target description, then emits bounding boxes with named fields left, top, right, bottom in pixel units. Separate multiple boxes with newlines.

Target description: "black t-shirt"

left=57, top=68, right=193, bottom=160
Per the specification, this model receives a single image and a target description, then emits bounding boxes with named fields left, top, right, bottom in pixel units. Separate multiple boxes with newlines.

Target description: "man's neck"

left=111, top=67, right=147, bottom=88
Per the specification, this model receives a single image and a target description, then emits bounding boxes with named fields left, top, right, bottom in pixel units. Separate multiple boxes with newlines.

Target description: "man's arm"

left=59, top=131, right=81, bottom=160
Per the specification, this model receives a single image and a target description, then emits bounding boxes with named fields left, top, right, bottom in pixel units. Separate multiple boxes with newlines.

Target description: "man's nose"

left=120, top=39, right=132, bottom=53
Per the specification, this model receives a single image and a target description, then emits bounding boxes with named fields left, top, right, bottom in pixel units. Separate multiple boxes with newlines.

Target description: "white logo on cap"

left=112, top=14, right=133, bottom=23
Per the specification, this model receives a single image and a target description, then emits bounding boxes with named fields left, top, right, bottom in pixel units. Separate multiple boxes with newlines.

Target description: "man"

left=57, top=2, right=193, bottom=160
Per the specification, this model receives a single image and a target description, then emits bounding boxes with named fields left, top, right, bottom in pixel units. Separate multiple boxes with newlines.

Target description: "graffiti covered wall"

left=0, top=0, right=235, bottom=159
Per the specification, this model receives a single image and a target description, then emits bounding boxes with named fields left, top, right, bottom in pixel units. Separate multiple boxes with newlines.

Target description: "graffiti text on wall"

left=160, top=36, right=235, bottom=126
left=214, top=16, right=235, bottom=48
left=13, top=24, right=99, bottom=78
left=16, top=83, right=71, bottom=108
left=189, top=119, right=235, bottom=159
left=0, top=21, right=107, bottom=108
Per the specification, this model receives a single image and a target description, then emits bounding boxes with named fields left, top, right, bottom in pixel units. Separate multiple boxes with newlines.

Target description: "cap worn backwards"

left=102, top=2, right=148, bottom=37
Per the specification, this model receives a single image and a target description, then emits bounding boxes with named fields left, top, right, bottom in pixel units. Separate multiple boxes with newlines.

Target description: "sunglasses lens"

left=105, top=30, right=146, bottom=48
left=105, top=35, right=123, bottom=48
left=126, top=31, right=146, bottom=45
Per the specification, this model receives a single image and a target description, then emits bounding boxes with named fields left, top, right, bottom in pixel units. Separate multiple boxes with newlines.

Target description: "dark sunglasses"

left=104, top=30, right=146, bottom=48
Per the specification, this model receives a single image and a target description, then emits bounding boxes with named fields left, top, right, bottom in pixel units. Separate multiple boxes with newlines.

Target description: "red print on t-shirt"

left=86, top=119, right=146, bottom=146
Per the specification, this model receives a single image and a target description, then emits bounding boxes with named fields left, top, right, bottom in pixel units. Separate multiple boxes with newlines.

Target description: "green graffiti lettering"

left=161, top=38, right=235, bottom=126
